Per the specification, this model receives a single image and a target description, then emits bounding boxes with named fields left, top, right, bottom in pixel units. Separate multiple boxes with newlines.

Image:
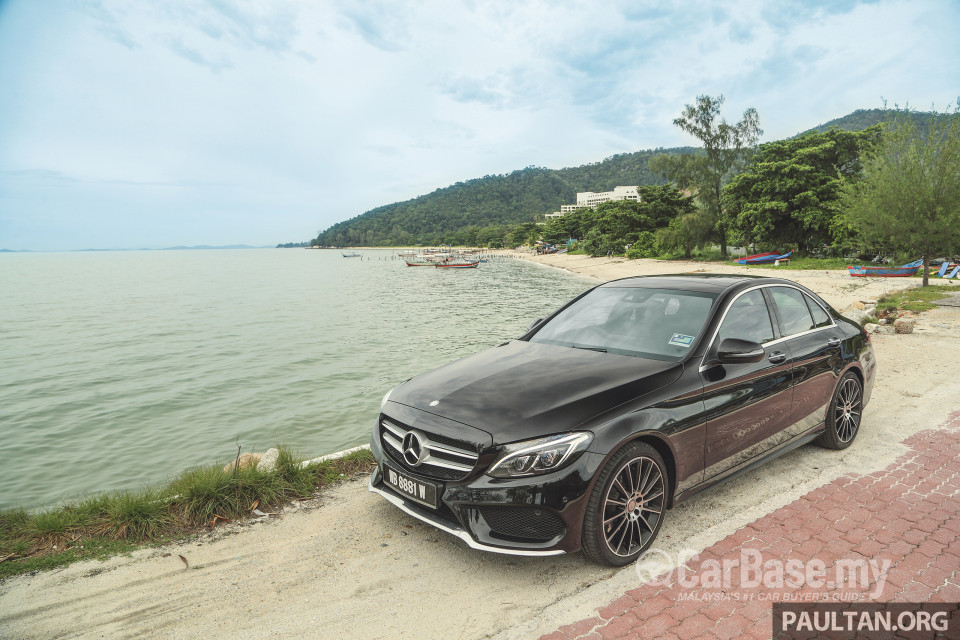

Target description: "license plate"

left=383, top=463, right=440, bottom=509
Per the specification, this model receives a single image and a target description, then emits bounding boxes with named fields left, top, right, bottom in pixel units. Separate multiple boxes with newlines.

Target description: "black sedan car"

left=369, top=274, right=876, bottom=566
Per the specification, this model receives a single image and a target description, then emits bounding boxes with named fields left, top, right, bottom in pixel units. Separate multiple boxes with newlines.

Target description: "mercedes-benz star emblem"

left=402, top=431, right=425, bottom=466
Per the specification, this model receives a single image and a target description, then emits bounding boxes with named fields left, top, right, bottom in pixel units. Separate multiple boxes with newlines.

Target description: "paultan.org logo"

left=635, top=548, right=891, bottom=600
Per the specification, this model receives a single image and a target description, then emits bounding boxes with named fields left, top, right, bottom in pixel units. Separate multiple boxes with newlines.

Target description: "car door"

left=766, top=286, right=844, bottom=439
left=699, top=288, right=795, bottom=481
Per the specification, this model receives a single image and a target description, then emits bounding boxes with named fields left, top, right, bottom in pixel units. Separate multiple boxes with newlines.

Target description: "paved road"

left=541, top=412, right=960, bottom=640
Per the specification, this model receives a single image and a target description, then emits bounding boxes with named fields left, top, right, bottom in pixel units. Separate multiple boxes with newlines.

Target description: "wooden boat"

left=342, top=252, right=361, bottom=258
left=435, top=260, right=479, bottom=269
left=847, top=259, right=923, bottom=277
left=736, top=250, right=793, bottom=265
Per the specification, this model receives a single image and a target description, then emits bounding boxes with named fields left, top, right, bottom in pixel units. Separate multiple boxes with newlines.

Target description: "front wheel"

left=818, top=371, right=863, bottom=449
left=581, top=441, right=668, bottom=566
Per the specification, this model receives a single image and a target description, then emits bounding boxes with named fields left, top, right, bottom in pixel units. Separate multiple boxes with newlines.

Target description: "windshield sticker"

left=668, top=333, right=694, bottom=348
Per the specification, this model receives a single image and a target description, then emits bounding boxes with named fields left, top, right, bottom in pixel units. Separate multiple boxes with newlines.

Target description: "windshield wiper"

left=571, top=345, right=607, bottom=352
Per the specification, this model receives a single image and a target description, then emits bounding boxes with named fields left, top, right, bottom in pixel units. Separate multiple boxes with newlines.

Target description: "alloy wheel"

left=601, top=455, right=665, bottom=557
left=834, top=377, right=862, bottom=443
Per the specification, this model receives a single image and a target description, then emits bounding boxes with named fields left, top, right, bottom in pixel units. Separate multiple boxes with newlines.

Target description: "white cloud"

left=0, top=0, right=957, bottom=249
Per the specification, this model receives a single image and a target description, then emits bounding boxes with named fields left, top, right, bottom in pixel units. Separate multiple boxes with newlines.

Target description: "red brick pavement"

left=542, top=412, right=960, bottom=640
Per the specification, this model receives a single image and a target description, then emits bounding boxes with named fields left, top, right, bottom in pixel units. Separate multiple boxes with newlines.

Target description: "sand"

left=2, top=253, right=959, bottom=640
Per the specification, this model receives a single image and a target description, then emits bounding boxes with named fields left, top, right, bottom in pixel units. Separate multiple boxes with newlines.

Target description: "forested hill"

left=802, top=108, right=947, bottom=135
left=313, top=108, right=947, bottom=247
left=314, top=147, right=695, bottom=247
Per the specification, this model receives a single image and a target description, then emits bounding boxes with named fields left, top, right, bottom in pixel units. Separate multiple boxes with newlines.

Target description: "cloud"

left=164, top=35, right=233, bottom=72
left=335, top=0, right=411, bottom=52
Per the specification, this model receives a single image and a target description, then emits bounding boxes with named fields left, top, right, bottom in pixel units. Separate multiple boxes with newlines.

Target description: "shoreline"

left=505, top=249, right=956, bottom=312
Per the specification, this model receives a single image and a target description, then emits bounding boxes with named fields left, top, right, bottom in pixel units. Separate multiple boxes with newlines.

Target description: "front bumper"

left=368, top=430, right=604, bottom=556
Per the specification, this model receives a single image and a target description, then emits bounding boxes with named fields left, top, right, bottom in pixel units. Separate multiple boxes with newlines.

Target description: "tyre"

left=818, top=371, right=863, bottom=450
left=581, top=441, right=668, bottom=567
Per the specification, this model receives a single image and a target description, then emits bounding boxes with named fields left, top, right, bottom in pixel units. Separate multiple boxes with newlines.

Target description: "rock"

left=876, top=325, right=895, bottom=335
left=257, top=448, right=280, bottom=472
left=854, top=301, right=865, bottom=310
left=860, top=299, right=877, bottom=305
left=223, top=452, right=262, bottom=472
left=864, top=323, right=878, bottom=333
left=893, top=318, right=916, bottom=334
left=844, top=309, right=869, bottom=325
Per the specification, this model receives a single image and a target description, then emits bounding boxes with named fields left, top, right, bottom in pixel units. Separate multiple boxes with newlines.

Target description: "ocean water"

left=0, top=249, right=591, bottom=510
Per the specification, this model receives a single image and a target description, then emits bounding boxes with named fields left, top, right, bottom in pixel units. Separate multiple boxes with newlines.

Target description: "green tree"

left=652, top=95, right=762, bottom=257
left=841, top=107, right=960, bottom=286
left=578, top=185, right=693, bottom=256
left=723, top=126, right=882, bottom=253
left=655, top=205, right=716, bottom=259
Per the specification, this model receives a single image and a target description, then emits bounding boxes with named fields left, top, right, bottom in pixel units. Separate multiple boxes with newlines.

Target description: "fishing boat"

left=847, top=259, right=923, bottom=277
left=435, top=260, right=479, bottom=269
left=736, top=250, right=793, bottom=265
left=342, top=252, right=361, bottom=258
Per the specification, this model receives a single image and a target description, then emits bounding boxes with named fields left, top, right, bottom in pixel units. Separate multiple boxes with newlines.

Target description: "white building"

left=546, top=186, right=640, bottom=218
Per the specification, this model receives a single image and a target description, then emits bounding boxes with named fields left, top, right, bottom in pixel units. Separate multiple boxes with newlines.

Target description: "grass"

left=0, top=447, right=375, bottom=580
left=875, top=285, right=956, bottom=313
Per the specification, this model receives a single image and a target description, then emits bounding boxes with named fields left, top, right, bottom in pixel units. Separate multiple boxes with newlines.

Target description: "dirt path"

left=2, top=260, right=959, bottom=640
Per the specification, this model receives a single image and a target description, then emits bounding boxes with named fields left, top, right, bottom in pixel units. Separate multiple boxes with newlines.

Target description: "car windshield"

left=529, top=287, right=718, bottom=361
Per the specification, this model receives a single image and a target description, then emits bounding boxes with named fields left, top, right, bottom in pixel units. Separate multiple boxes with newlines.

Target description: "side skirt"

left=672, top=425, right=824, bottom=506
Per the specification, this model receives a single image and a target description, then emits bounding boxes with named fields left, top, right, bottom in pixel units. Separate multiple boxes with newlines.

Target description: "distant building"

left=545, top=186, right=640, bottom=219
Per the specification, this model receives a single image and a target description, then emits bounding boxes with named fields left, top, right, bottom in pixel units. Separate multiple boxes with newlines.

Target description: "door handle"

left=826, top=337, right=841, bottom=348
left=768, top=351, right=787, bottom=364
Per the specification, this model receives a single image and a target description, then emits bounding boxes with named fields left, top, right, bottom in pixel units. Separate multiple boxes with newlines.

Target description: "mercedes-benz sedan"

left=368, top=274, right=876, bottom=566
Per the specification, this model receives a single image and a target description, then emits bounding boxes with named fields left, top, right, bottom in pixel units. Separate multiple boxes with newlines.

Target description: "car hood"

left=388, top=340, right=682, bottom=443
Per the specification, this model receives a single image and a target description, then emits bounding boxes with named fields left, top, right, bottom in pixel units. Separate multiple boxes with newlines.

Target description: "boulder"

left=223, top=452, right=262, bottom=472
left=893, top=318, right=916, bottom=334
left=844, top=308, right=869, bottom=325
left=876, top=325, right=896, bottom=335
left=257, top=448, right=280, bottom=472
left=863, top=323, right=878, bottom=334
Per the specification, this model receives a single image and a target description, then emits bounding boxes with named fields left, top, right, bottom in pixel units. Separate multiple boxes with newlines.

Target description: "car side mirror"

left=716, top=338, right=765, bottom=365
left=526, top=318, right=544, bottom=332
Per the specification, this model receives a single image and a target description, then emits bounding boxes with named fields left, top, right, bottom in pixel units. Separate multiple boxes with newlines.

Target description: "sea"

left=0, top=249, right=591, bottom=510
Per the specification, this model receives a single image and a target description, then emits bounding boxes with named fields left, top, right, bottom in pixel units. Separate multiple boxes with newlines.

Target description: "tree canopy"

left=723, top=126, right=882, bottom=252
left=841, top=108, right=960, bottom=286
left=652, top=95, right=762, bottom=257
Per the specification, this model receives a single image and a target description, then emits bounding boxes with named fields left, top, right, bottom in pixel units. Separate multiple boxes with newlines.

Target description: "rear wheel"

left=581, top=441, right=667, bottom=566
left=818, top=371, right=863, bottom=449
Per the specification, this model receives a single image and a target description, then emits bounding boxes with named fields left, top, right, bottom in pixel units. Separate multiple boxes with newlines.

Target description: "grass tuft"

left=876, top=285, right=955, bottom=313
left=0, top=447, right=375, bottom=579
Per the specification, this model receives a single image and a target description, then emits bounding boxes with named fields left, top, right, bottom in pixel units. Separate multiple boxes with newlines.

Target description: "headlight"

left=487, top=432, right=593, bottom=478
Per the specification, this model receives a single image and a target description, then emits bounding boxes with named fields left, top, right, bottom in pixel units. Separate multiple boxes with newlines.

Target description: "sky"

left=0, top=0, right=957, bottom=251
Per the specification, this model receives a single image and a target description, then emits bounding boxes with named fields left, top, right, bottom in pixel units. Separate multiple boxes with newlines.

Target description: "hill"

left=314, top=147, right=695, bottom=246
left=801, top=108, right=949, bottom=135
left=314, top=108, right=949, bottom=247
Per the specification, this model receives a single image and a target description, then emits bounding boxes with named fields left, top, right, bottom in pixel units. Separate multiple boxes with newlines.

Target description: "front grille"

left=379, top=416, right=479, bottom=481
left=478, top=505, right=565, bottom=543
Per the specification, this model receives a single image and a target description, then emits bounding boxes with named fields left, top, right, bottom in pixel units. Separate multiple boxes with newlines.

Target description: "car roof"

left=597, top=273, right=794, bottom=294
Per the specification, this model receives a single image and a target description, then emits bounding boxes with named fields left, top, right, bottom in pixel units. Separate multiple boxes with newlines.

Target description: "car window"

left=770, top=287, right=815, bottom=336
left=804, top=294, right=832, bottom=328
left=529, top=287, right=717, bottom=361
left=715, top=290, right=774, bottom=344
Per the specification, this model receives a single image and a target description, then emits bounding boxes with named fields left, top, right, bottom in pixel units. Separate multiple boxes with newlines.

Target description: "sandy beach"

left=2, top=253, right=959, bottom=640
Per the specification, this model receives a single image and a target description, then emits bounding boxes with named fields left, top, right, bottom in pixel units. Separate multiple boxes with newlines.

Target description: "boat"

left=435, top=260, right=479, bottom=269
left=736, top=250, right=793, bottom=265
left=405, top=253, right=446, bottom=266
left=847, top=259, right=923, bottom=277
left=342, top=252, right=361, bottom=258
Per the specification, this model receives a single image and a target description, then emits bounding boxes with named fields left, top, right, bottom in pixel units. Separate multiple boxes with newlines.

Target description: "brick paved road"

left=542, top=412, right=960, bottom=640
